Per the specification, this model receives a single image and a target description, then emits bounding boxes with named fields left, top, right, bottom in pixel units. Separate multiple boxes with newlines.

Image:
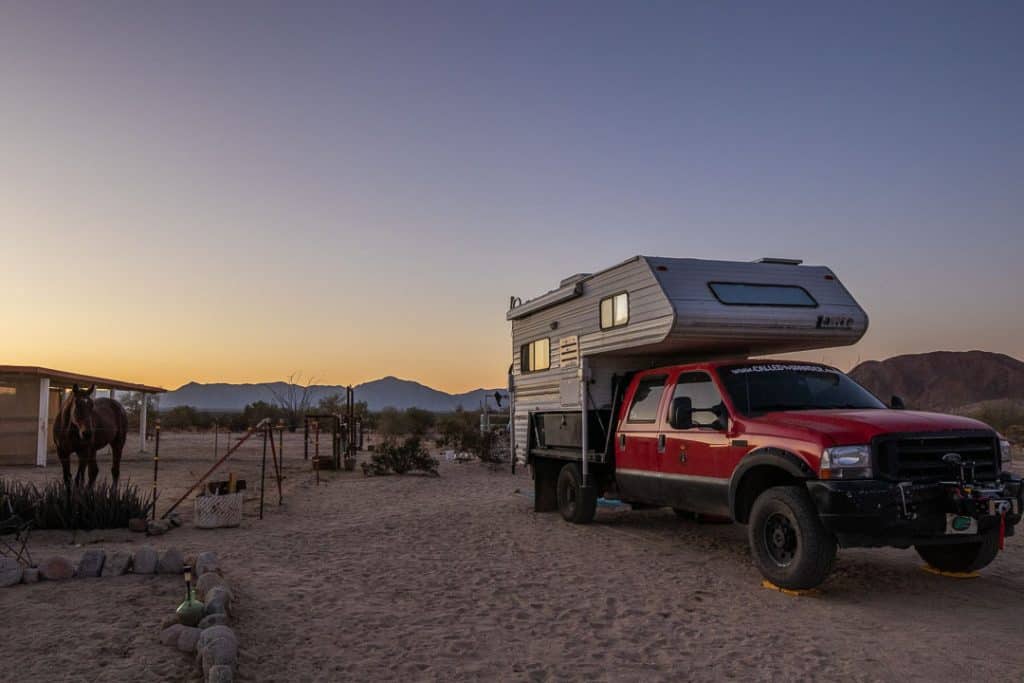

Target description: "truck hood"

left=756, top=409, right=994, bottom=446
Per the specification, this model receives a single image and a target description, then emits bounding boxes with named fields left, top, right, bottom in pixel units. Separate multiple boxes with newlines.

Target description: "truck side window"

left=671, top=372, right=724, bottom=427
left=627, top=375, right=667, bottom=423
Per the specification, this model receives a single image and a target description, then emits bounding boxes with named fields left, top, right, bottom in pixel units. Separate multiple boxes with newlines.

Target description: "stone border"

left=158, top=551, right=239, bottom=683
left=0, top=544, right=186, bottom=586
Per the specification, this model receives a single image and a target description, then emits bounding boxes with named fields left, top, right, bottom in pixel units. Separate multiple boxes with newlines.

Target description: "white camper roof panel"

left=508, top=256, right=867, bottom=360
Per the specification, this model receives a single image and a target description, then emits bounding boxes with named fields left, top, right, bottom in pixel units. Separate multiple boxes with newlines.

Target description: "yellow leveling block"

left=760, top=580, right=819, bottom=597
left=921, top=565, right=979, bottom=579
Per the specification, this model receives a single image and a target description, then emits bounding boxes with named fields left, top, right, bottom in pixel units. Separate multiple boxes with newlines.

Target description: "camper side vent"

left=559, top=336, right=580, bottom=368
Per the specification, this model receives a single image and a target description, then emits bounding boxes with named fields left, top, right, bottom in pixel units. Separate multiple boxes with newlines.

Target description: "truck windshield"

left=717, top=363, right=886, bottom=416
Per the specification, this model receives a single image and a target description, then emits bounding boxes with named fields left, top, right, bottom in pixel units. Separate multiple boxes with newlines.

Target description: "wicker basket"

left=194, top=492, right=244, bottom=529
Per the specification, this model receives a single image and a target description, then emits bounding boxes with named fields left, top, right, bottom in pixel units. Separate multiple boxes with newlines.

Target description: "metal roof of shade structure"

left=0, top=365, right=165, bottom=393
left=0, top=366, right=164, bottom=466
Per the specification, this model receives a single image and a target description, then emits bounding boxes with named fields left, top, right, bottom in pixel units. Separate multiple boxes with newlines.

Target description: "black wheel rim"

left=763, top=512, right=798, bottom=567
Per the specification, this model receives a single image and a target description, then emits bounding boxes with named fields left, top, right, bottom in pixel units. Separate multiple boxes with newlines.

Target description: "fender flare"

left=728, top=447, right=816, bottom=521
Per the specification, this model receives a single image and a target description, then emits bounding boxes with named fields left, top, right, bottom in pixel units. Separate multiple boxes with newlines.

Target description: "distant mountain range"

left=161, top=350, right=1022, bottom=416
left=849, top=350, right=1024, bottom=412
left=160, top=377, right=504, bottom=413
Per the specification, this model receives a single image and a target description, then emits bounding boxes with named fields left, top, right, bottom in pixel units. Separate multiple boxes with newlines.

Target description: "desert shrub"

left=1, top=479, right=152, bottom=531
left=965, top=401, right=1024, bottom=436
left=361, top=437, right=439, bottom=477
left=435, top=410, right=507, bottom=465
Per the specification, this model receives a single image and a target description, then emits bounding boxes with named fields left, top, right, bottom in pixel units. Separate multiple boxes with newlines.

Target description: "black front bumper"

left=807, top=475, right=1023, bottom=548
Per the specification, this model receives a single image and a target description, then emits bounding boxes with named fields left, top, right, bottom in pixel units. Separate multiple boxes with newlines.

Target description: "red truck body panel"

left=615, top=360, right=995, bottom=484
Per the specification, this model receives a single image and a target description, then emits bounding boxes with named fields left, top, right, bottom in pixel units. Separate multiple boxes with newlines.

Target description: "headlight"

left=1000, top=439, right=1012, bottom=467
left=820, top=445, right=873, bottom=480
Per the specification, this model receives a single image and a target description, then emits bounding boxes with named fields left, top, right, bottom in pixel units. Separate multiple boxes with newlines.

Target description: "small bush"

left=1, top=479, right=152, bottom=531
left=361, top=437, right=439, bottom=477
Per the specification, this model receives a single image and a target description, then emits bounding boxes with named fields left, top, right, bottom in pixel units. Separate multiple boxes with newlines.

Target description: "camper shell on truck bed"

left=507, top=256, right=868, bottom=465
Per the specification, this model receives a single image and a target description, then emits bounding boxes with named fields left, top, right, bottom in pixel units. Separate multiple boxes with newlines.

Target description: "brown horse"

left=53, top=384, right=128, bottom=488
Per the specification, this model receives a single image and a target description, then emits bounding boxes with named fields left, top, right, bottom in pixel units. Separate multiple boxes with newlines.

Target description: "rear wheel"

left=557, top=463, right=596, bottom=524
left=748, top=486, right=836, bottom=590
left=916, top=531, right=1000, bottom=573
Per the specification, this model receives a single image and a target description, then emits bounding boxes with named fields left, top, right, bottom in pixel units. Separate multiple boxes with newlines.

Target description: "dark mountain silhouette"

left=160, top=376, right=503, bottom=413
left=849, top=351, right=1024, bottom=412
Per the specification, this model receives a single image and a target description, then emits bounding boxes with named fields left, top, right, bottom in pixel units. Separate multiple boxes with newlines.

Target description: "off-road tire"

left=915, top=531, right=1000, bottom=573
left=748, top=485, right=837, bottom=590
left=557, top=463, right=596, bottom=524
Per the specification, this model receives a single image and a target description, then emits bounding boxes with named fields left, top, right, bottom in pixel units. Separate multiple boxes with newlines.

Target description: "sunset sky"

left=2, top=2, right=1022, bottom=393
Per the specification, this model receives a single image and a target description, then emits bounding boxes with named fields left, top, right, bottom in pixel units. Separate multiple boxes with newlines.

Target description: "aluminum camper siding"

left=645, top=257, right=868, bottom=356
left=509, top=257, right=673, bottom=463
left=508, top=256, right=869, bottom=463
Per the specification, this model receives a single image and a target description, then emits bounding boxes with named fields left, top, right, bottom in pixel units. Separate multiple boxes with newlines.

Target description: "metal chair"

left=0, top=495, right=33, bottom=568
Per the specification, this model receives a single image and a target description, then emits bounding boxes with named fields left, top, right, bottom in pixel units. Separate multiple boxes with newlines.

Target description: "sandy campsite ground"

left=1, top=431, right=1023, bottom=682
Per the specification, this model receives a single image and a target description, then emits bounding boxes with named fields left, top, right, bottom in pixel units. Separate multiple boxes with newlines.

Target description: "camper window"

left=521, top=338, right=550, bottom=373
left=626, top=375, right=667, bottom=423
left=600, top=292, right=629, bottom=329
left=708, top=282, right=817, bottom=308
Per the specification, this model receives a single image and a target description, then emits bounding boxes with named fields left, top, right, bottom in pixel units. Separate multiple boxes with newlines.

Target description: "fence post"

left=151, top=420, right=161, bottom=520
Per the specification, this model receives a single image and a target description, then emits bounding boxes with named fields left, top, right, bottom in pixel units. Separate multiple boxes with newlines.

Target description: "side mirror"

left=669, top=396, right=693, bottom=430
left=890, top=395, right=905, bottom=410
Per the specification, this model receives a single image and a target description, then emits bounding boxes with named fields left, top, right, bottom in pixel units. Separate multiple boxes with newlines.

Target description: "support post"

left=508, top=367, right=515, bottom=474
left=259, top=425, right=268, bottom=520
left=139, top=393, right=148, bottom=453
left=579, top=357, right=588, bottom=482
left=36, top=377, right=50, bottom=467
left=109, top=388, right=115, bottom=400
left=152, top=421, right=161, bottom=520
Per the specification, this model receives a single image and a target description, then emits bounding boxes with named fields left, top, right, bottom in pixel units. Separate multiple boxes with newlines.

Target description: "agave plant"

left=1, top=478, right=152, bottom=531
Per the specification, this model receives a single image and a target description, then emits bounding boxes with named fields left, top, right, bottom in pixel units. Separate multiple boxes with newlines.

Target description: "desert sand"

left=1, top=431, right=1023, bottom=682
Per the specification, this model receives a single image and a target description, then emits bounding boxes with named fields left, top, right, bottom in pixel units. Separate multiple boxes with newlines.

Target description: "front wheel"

left=748, top=485, right=837, bottom=590
left=916, top=531, right=1000, bottom=573
left=557, top=463, right=596, bottom=524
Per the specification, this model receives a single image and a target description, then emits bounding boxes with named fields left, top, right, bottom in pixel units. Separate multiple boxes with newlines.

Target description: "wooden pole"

left=161, top=421, right=265, bottom=519
left=268, top=423, right=283, bottom=506
left=151, top=420, right=161, bottom=520
left=259, top=425, right=267, bottom=520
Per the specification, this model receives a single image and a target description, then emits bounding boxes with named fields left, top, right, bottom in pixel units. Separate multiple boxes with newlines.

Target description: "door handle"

left=657, top=434, right=666, bottom=454
left=619, top=433, right=626, bottom=450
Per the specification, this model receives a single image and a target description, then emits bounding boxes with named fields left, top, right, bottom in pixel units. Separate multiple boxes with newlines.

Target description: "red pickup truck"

left=532, top=360, right=1021, bottom=589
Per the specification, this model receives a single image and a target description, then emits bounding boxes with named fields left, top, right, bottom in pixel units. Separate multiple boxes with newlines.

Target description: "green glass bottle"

left=176, top=566, right=205, bottom=627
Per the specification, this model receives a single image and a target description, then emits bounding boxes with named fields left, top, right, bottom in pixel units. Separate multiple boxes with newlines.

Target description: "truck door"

left=615, top=373, right=670, bottom=504
left=660, top=371, right=731, bottom=516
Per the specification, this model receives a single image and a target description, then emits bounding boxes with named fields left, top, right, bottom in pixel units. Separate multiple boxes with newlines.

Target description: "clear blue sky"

left=2, top=2, right=1022, bottom=390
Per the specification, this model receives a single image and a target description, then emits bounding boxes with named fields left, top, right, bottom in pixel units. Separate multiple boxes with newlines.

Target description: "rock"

left=147, top=520, right=169, bottom=536
left=0, top=557, right=23, bottom=587
left=77, top=549, right=106, bottom=578
left=38, top=556, right=74, bottom=581
left=207, top=665, right=234, bottom=683
left=160, top=623, right=185, bottom=646
left=195, top=551, right=219, bottom=576
left=177, top=626, right=201, bottom=653
left=158, top=548, right=184, bottom=574
left=198, top=613, right=230, bottom=629
left=21, top=567, right=39, bottom=584
left=160, top=613, right=181, bottom=629
left=168, top=512, right=183, bottom=528
left=102, top=551, right=132, bottom=576
left=198, top=626, right=238, bottom=678
left=133, top=546, right=158, bottom=574
left=196, top=573, right=228, bottom=600
left=128, top=517, right=148, bottom=532
left=204, top=586, right=231, bottom=617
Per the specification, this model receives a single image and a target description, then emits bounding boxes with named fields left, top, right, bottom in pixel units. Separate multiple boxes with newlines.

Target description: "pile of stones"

left=158, top=551, right=239, bottom=683
left=0, top=545, right=184, bottom=586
